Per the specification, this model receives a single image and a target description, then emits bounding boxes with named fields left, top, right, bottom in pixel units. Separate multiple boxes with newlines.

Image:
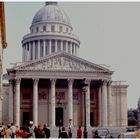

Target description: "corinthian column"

left=49, top=40, right=52, bottom=54
left=15, top=78, right=21, bottom=127
left=33, top=41, right=35, bottom=60
left=38, top=40, right=40, bottom=58
left=102, top=80, right=108, bottom=127
left=86, top=80, right=91, bottom=127
left=50, top=79, right=56, bottom=127
left=107, top=81, right=112, bottom=127
left=98, top=86, right=102, bottom=126
left=33, top=78, right=39, bottom=126
left=68, top=79, right=74, bottom=126
left=9, top=80, right=14, bottom=123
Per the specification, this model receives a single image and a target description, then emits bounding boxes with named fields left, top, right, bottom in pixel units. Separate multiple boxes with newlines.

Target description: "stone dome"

left=32, top=2, right=71, bottom=27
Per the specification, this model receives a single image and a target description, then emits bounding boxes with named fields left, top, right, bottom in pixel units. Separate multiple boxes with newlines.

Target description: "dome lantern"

left=45, top=2, right=58, bottom=6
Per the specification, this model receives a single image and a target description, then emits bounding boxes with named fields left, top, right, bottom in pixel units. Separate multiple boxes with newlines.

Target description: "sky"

left=3, top=2, right=140, bottom=109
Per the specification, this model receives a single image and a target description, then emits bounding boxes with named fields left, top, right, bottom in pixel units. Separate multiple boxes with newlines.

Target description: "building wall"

left=111, top=84, right=128, bottom=127
left=2, top=80, right=128, bottom=127
left=2, top=83, right=9, bottom=124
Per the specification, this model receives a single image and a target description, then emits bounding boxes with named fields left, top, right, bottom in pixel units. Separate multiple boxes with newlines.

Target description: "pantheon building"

left=2, top=2, right=128, bottom=129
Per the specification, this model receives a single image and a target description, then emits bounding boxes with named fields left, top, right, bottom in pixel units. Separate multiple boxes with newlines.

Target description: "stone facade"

left=2, top=2, right=128, bottom=129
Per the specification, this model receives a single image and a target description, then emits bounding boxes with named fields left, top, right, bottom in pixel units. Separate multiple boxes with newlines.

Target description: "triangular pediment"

left=14, top=52, right=112, bottom=73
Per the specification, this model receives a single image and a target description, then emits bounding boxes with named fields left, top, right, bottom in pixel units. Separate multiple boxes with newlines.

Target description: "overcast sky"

left=3, top=2, right=140, bottom=108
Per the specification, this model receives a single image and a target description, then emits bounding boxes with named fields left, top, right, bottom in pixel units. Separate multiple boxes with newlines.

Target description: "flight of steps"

left=49, top=126, right=126, bottom=138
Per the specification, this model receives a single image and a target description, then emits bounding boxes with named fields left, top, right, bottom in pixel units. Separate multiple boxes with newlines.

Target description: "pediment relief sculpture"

left=19, top=56, right=102, bottom=71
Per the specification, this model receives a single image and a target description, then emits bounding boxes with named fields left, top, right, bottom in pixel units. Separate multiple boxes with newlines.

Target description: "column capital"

left=68, top=79, right=74, bottom=86
left=102, top=80, right=107, bottom=86
left=107, top=80, right=112, bottom=86
left=50, top=78, right=56, bottom=85
left=85, top=79, right=91, bottom=85
left=33, top=78, right=39, bottom=85
left=15, top=78, right=21, bottom=85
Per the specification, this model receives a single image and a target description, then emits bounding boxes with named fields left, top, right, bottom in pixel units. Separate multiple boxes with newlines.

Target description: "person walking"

left=77, top=126, right=82, bottom=138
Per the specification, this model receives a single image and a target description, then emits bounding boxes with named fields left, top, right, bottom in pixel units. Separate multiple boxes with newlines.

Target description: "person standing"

left=43, top=124, right=50, bottom=138
left=10, top=123, right=17, bottom=138
left=28, top=121, right=35, bottom=138
left=59, top=127, right=68, bottom=138
left=68, top=119, right=72, bottom=138
left=5, top=124, right=12, bottom=138
left=77, top=126, right=82, bottom=138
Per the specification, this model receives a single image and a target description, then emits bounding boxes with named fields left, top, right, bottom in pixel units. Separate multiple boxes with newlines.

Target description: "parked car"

left=126, top=126, right=138, bottom=132
left=118, top=132, right=136, bottom=138
left=92, top=128, right=112, bottom=138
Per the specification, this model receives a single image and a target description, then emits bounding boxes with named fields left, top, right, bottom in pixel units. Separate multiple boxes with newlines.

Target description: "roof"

left=32, top=2, right=71, bottom=26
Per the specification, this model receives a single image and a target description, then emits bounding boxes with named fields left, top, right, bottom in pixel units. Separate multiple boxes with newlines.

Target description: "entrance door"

left=55, top=107, right=63, bottom=126
left=23, top=112, right=30, bottom=125
left=90, top=112, right=94, bottom=126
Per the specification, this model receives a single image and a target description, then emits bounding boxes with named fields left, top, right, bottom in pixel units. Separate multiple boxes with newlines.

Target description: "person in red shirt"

left=77, top=126, right=82, bottom=138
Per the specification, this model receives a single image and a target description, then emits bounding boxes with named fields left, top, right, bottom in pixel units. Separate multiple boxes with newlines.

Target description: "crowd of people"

left=0, top=122, right=85, bottom=138
left=0, top=122, right=50, bottom=138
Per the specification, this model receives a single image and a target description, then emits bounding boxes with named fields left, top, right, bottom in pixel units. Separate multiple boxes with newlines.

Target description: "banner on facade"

left=0, top=2, right=7, bottom=49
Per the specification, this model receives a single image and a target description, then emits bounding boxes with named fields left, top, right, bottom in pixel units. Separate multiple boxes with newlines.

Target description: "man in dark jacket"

left=43, top=124, right=50, bottom=138
left=59, top=127, right=68, bottom=138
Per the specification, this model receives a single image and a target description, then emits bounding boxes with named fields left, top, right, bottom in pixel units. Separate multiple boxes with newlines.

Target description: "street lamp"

left=81, top=78, right=88, bottom=138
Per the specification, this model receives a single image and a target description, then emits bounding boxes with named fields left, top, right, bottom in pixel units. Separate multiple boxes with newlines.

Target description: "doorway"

left=55, top=107, right=63, bottom=126
left=23, top=112, right=30, bottom=125
left=90, top=112, right=94, bottom=126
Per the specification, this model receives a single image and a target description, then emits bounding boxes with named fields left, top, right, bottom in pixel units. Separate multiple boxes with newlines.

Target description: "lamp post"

left=81, top=78, right=88, bottom=138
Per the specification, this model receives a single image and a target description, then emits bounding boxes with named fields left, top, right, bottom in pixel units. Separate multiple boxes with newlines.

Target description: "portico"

left=8, top=53, right=113, bottom=127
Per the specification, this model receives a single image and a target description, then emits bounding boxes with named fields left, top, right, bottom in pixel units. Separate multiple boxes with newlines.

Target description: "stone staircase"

left=49, top=126, right=126, bottom=138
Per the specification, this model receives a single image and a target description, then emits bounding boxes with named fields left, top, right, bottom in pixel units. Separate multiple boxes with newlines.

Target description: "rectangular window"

left=52, top=40, right=55, bottom=52
left=72, top=43, right=74, bottom=54
left=30, top=42, right=33, bottom=60
left=36, top=27, right=39, bottom=32
left=46, top=40, right=49, bottom=55
left=43, top=26, right=46, bottom=31
left=57, top=40, right=61, bottom=51
left=66, top=27, right=68, bottom=32
left=68, top=42, right=70, bottom=53
left=59, top=26, right=63, bottom=32
left=40, top=40, right=44, bottom=57
left=63, top=41, right=66, bottom=52
left=31, top=28, right=33, bottom=33
left=27, top=43, right=29, bottom=51
left=35, top=41, right=38, bottom=59
left=51, top=25, right=55, bottom=32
